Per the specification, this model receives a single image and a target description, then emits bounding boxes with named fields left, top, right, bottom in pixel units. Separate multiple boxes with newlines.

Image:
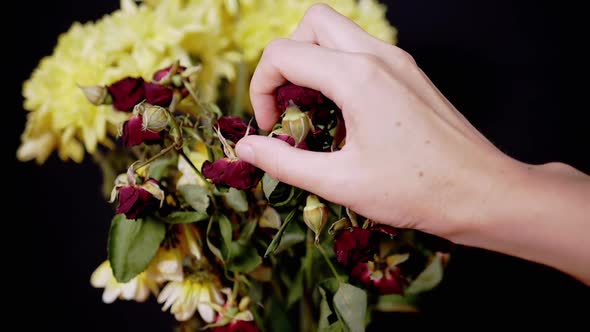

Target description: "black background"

left=8, top=0, right=589, bottom=330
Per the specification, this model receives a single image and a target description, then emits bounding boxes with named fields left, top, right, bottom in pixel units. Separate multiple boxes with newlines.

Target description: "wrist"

left=450, top=159, right=590, bottom=284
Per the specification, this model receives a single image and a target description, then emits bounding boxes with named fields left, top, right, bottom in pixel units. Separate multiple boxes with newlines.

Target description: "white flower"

left=147, top=245, right=184, bottom=283
left=90, top=261, right=159, bottom=303
left=157, top=276, right=224, bottom=322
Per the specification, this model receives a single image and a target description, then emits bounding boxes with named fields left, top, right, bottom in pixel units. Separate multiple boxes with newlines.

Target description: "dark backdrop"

left=8, top=0, right=588, bottom=330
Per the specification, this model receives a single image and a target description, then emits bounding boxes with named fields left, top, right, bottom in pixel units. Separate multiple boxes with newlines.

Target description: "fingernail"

left=236, top=143, right=255, bottom=163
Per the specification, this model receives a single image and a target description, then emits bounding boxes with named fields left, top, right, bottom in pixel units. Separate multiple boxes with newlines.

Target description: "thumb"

left=236, top=135, right=339, bottom=196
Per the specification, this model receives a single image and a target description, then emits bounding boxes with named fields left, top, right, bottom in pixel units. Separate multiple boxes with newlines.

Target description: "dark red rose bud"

left=122, top=115, right=163, bottom=147
left=273, top=134, right=308, bottom=150
left=144, top=82, right=174, bottom=106
left=107, top=77, right=145, bottom=112
left=276, top=83, right=326, bottom=112
left=153, top=65, right=187, bottom=82
left=334, top=227, right=376, bottom=268
left=351, top=261, right=404, bottom=295
left=202, top=158, right=261, bottom=190
left=217, top=116, right=256, bottom=143
left=116, top=179, right=164, bottom=220
left=212, top=321, right=259, bottom=332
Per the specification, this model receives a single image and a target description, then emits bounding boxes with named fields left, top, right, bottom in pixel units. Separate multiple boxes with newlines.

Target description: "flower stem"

left=316, top=243, right=342, bottom=283
left=133, top=144, right=175, bottom=171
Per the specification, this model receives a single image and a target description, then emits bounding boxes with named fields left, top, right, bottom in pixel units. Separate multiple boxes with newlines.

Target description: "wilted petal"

left=121, top=115, right=163, bottom=148
left=334, top=227, right=376, bottom=268
left=202, top=158, right=261, bottom=190
left=145, top=82, right=173, bottom=106
left=107, top=77, right=145, bottom=112
left=217, top=116, right=256, bottom=143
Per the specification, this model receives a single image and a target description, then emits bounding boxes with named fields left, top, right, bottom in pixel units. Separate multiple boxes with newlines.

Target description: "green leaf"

left=319, top=287, right=344, bottom=332
left=148, top=154, right=178, bottom=181
left=333, top=283, right=367, bottom=332
left=274, top=222, right=305, bottom=254
left=223, top=188, right=249, bottom=212
left=227, top=243, right=262, bottom=273
left=108, top=214, right=166, bottom=283
left=405, top=254, right=444, bottom=295
left=262, top=173, right=279, bottom=200
left=161, top=211, right=208, bottom=224
left=178, top=185, right=210, bottom=213
left=375, top=294, right=418, bottom=313
left=270, top=295, right=294, bottom=332
left=219, top=215, right=233, bottom=259
left=206, top=217, right=224, bottom=262
left=239, top=220, right=257, bottom=242
left=272, top=186, right=296, bottom=207
left=264, top=209, right=297, bottom=257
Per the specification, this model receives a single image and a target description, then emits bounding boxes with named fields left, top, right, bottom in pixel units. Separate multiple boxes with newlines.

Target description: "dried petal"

left=107, top=77, right=145, bottom=112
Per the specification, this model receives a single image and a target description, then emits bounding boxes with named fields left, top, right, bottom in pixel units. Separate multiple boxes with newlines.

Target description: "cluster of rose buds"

left=332, top=221, right=407, bottom=295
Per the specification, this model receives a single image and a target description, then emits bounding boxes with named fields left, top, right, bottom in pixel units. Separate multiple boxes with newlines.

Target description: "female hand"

left=237, top=4, right=590, bottom=284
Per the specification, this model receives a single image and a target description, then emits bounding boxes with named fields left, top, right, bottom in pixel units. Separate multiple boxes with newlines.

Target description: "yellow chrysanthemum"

left=158, top=275, right=224, bottom=322
left=19, top=0, right=238, bottom=163
left=90, top=260, right=160, bottom=303
left=233, top=0, right=397, bottom=64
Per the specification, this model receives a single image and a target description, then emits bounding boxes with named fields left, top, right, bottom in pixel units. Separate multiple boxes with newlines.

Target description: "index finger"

left=249, top=38, right=354, bottom=131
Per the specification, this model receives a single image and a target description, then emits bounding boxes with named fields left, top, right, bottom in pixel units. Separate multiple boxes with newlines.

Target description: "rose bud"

left=281, top=102, right=312, bottom=145
left=303, top=194, right=328, bottom=243
left=115, top=179, right=165, bottom=220
left=217, top=116, right=256, bottom=144
left=202, top=158, right=262, bottom=190
left=107, top=77, right=145, bottom=112
left=153, top=63, right=186, bottom=85
left=334, top=227, right=377, bottom=268
left=144, top=82, right=174, bottom=106
left=79, top=85, right=110, bottom=105
left=141, top=105, right=169, bottom=132
left=121, top=115, right=163, bottom=147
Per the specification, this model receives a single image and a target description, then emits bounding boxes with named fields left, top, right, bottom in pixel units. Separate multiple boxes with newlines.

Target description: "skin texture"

left=235, top=4, right=590, bottom=284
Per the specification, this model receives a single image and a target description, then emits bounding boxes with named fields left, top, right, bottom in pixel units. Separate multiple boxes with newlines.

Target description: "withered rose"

left=116, top=179, right=164, bottom=220
left=153, top=64, right=186, bottom=82
left=107, top=77, right=145, bottom=112
left=202, top=158, right=261, bottom=190
left=217, top=116, right=256, bottom=143
left=212, top=320, right=259, bottom=332
left=144, top=82, right=173, bottom=107
left=351, top=261, right=404, bottom=295
left=121, top=115, right=163, bottom=147
left=276, top=83, right=327, bottom=113
left=334, top=227, right=376, bottom=268
left=273, top=134, right=308, bottom=150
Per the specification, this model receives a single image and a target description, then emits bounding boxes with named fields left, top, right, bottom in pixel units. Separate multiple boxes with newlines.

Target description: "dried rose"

left=115, top=179, right=165, bottom=220
left=212, top=321, right=259, bottom=332
left=121, top=115, right=163, bottom=147
left=273, top=134, right=308, bottom=150
left=144, top=82, right=173, bottom=107
left=107, top=77, right=145, bottom=112
left=202, top=158, right=261, bottom=190
left=153, top=64, right=186, bottom=83
left=334, top=227, right=376, bottom=268
left=276, top=83, right=326, bottom=113
left=217, top=116, right=255, bottom=143
left=350, top=260, right=405, bottom=295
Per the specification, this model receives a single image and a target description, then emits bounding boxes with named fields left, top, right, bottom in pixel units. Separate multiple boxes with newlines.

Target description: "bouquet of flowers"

left=17, top=1, right=450, bottom=330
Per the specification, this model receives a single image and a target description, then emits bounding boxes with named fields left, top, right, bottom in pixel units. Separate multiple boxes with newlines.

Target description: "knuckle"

left=304, top=3, right=332, bottom=22
left=391, top=47, right=417, bottom=67
left=261, top=38, right=290, bottom=61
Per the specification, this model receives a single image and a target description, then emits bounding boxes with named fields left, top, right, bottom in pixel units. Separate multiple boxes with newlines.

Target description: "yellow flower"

left=233, top=0, right=397, bottom=64
left=90, top=260, right=159, bottom=303
left=177, top=142, right=210, bottom=187
left=19, top=0, right=237, bottom=163
left=158, top=274, right=224, bottom=322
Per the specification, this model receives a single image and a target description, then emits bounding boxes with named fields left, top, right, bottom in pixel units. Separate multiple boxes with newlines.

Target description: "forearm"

left=454, top=161, right=590, bottom=284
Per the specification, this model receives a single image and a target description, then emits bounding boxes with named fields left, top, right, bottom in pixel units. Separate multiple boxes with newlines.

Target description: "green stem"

left=316, top=243, right=342, bottom=283
left=231, top=273, right=241, bottom=301
left=133, top=144, right=175, bottom=171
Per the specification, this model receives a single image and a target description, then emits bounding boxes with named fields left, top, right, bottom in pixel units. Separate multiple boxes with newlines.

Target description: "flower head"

left=147, top=245, right=184, bottom=283
left=121, top=115, right=163, bottom=147
left=107, top=77, right=145, bottom=112
left=334, top=227, right=376, bottom=268
left=216, top=116, right=255, bottom=144
left=276, top=83, right=329, bottom=113
left=202, top=158, right=261, bottom=190
left=144, top=82, right=174, bottom=106
left=273, top=134, right=308, bottom=150
left=112, top=177, right=165, bottom=220
left=90, top=260, right=159, bottom=303
left=158, top=275, right=224, bottom=322
left=350, top=254, right=408, bottom=295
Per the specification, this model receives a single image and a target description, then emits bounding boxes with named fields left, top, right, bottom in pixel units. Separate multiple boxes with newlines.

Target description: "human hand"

left=236, top=4, right=521, bottom=240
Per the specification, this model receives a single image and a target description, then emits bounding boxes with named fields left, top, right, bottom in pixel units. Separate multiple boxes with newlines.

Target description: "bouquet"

left=17, top=1, right=450, bottom=330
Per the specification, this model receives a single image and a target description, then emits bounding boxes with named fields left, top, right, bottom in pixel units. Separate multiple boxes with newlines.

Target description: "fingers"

left=236, top=135, right=343, bottom=198
left=249, top=38, right=353, bottom=130
left=290, top=3, right=378, bottom=51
